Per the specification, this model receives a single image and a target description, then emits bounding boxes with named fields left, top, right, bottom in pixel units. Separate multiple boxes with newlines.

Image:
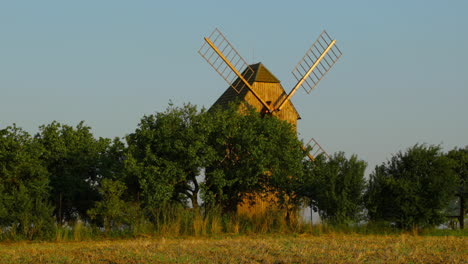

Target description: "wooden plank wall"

left=244, top=82, right=299, bottom=129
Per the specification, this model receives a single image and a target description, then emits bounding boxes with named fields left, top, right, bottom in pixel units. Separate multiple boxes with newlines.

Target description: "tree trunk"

left=189, top=174, right=200, bottom=210
left=58, top=192, right=62, bottom=225
left=459, top=196, right=465, bottom=230
left=191, top=192, right=199, bottom=210
left=310, top=201, right=314, bottom=224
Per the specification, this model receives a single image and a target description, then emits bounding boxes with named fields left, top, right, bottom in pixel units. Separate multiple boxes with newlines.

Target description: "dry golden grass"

left=0, top=234, right=466, bottom=263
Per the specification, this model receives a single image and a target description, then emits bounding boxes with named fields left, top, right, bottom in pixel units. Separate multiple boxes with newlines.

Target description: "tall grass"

left=3, top=206, right=465, bottom=242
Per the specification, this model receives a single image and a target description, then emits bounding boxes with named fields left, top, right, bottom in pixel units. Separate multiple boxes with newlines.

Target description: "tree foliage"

left=125, top=103, right=214, bottom=215
left=3, top=102, right=468, bottom=239
left=446, top=146, right=468, bottom=229
left=300, top=152, right=367, bottom=225
left=203, top=104, right=305, bottom=214
left=35, top=121, right=110, bottom=223
left=0, top=125, right=54, bottom=239
left=87, top=179, right=136, bottom=232
left=447, top=146, right=468, bottom=198
left=365, top=144, right=457, bottom=229
left=126, top=103, right=305, bottom=215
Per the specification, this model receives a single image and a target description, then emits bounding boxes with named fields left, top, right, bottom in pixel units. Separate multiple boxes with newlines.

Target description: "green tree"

left=0, top=125, right=54, bottom=239
left=100, top=137, right=126, bottom=182
left=365, top=144, right=457, bottom=229
left=446, top=146, right=468, bottom=229
left=259, top=113, right=306, bottom=219
left=87, top=178, right=134, bottom=232
left=203, top=105, right=305, bottom=214
left=301, top=152, right=367, bottom=225
left=125, top=103, right=214, bottom=216
left=35, top=121, right=110, bottom=223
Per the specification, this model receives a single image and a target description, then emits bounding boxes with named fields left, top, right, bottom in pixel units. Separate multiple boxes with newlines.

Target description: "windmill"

left=199, top=28, right=342, bottom=161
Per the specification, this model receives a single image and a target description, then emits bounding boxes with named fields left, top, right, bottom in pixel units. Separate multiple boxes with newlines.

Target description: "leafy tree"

left=446, top=146, right=468, bottom=229
left=35, top=121, right=110, bottom=223
left=258, top=113, right=306, bottom=219
left=365, top=144, right=457, bottom=229
left=300, top=152, right=367, bottom=225
left=100, top=137, right=127, bottom=182
left=0, top=125, right=54, bottom=239
left=203, top=105, right=305, bottom=214
left=87, top=178, right=134, bottom=232
left=125, top=103, right=214, bottom=215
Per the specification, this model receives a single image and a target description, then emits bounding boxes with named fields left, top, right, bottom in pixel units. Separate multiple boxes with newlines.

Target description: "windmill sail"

left=276, top=30, right=342, bottom=111
left=292, top=30, right=342, bottom=94
left=199, top=28, right=273, bottom=112
left=198, top=29, right=255, bottom=93
left=303, top=138, right=330, bottom=161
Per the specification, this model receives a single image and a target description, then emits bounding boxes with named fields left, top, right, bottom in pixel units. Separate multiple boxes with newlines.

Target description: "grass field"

left=0, top=234, right=466, bottom=264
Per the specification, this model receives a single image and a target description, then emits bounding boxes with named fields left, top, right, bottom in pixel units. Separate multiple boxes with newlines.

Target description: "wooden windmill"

left=199, top=28, right=342, bottom=160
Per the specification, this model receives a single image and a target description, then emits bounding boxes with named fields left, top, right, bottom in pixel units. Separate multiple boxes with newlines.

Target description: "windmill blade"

left=302, top=137, right=330, bottom=161
left=276, top=30, right=342, bottom=111
left=198, top=29, right=254, bottom=94
left=199, top=28, right=273, bottom=112
left=292, top=31, right=342, bottom=94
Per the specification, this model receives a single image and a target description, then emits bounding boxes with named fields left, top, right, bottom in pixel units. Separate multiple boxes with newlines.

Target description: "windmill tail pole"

left=275, top=39, right=336, bottom=112
left=203, top=37, right=274, bottom=113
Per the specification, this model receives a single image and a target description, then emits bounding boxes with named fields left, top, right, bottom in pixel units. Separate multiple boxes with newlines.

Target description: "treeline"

left=0, top=103, right=466, bottom=240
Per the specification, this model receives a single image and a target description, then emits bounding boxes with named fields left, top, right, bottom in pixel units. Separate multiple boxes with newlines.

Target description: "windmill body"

left=211, top=63, right=301, bottom=127
left=210, top=63, right=303, bottom=216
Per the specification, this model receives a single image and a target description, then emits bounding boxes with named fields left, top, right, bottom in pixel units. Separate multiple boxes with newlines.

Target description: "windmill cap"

left=246, top=63, right=281, bottom=84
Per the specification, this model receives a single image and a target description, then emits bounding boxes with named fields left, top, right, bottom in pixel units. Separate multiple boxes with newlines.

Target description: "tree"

left=100, top=137, right=127, bottom=182
left=365, top=144, right=457, bottom=229
left=203, top=104, right=305, bottom=214
left=446, top=146, right=468, bottom=229
left=125, top=103, right=214, bottom=215
left=300, top=152, right=367, bottom=225
left=258, top=113, right=306, bottom=220
left=0, top=125, right=54, bottom=239
left=35, top=121, right=110, bottom=223
left=87, top=179, right=134, bottom=232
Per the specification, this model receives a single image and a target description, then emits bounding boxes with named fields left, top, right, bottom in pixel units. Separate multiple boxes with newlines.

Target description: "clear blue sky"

left=1, top=0, right=467, bottom=173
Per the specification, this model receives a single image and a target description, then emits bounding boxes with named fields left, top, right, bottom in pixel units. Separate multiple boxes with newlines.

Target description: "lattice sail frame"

left=304, top=137, right=330, bottom=160
left=291, top=30, right=342, bottom=94
left=198, top=28, right=255, bottom=94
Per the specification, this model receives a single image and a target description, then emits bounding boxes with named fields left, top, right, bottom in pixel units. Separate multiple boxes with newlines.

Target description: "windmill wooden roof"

left=210, top=63, right=301, bottom=122
left=248, top=63, right=280, bottom=83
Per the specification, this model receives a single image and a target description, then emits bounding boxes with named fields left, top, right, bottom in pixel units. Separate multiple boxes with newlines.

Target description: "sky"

left=1, top=0, right=467, bottom=174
